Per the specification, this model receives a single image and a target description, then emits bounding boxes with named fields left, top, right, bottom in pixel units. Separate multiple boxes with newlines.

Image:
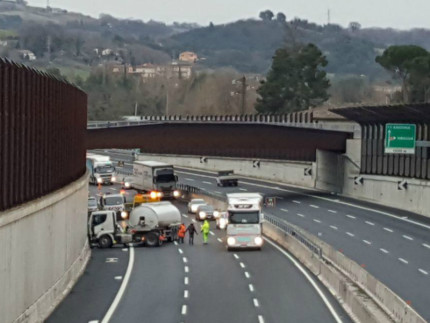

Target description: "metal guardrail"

left=177, top=183, right=225, bottom=200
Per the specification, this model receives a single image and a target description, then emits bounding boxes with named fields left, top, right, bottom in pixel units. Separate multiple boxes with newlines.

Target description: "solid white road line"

left=209, top=231, right=215, bottom=236
left=330, top=225, right=338, bottom=230
left=346, top=215, right=356, bottom=219
left=203, top=181, right=212, bottom=185
left=185, top=178, right=194, bottom=181
left=234, top=254, right=239, bottom=259
left=184, top=277, right=189, bottom=285
left=239, top=188, right=248, bottom=191
left=346, top=232, right=355, bottom=237
left=244, top=272, right=250, bottom=279
left=313, top=219, right=321, bottom=223
left=183, top=257, right=188, bottom=263
left=281, top=208, right=288, bottom=212
left=249, top=284, right=254, bottom=292
left=383, top=227, right=393, bottom=233
left=181, top=305, right=187, bottom=315
left=419, top=269, right=429, bottom=275
left=365, top=221, right=375, bottom=226
left=293, top=200, right=301, bottom=204
left=217, top=238, right=222, bottom=243
left=398, top=258, right=409, bottom=264
left=258, top=315, right=265, bottom=323
left=423, top=243, right=430, bottom=249
left=253, top=298, right=260, bottom=307
left=184, top=290, right=189, bottom=298
left=265, top=238, right=343, bottom=323
left=240, top=262, right=245, bottom=268
left=310, top=204, right=320, bottom=209
left=101, top=246, right=135, bottom=323
left=214, top=191, right=222, bottom=194
left=403, top=235, right=414, bottom=241
left=297, top=213, right=305, bottom=218
left=328, top=210, right=337, bottom=214
left=363, top=240, right=372, bottom=245
left=185, top=266, right=189, bottom=273
left=178, top=249, right=183, bottom=254
left=380, top=248, right=389, bottom=254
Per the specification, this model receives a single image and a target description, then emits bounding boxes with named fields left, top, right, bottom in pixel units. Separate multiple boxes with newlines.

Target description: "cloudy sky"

left=28, top=0, right=429, bottom=29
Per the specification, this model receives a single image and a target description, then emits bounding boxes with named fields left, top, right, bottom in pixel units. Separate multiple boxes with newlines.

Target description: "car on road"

left=196, top=204, right=220, bottom=221
left=216, top=170, right=239, bottom=187
left=121, top=176, right=133, bottom=190
left=188, top=198, right=206, bottom=213
left=216, top=212, right=228, bottom=230
left=88, top=196, right=99, bottom=215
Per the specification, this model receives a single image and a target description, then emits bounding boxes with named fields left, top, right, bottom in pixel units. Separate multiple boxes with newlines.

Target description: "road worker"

left=178, top=223, right=186, bottom=244
left=201, top=220, right=210, bottom=244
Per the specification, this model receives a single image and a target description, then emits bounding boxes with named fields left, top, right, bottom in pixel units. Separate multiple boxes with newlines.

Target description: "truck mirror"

left=153, top=177, right=157, bottom=184
left=175, top=175, right=179, bottom=182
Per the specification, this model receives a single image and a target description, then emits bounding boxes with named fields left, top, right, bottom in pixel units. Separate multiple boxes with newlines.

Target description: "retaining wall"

left=0, top=173, right=90, bottom=323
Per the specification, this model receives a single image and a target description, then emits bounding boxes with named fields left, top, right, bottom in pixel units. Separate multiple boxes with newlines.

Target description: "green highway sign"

left=384, top=124, right=416, bottom=154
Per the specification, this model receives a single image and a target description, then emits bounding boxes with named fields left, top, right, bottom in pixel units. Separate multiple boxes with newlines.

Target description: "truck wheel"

left=99, top=235, right=112, bottom=248
left=145, top=232, right=159, bottom=247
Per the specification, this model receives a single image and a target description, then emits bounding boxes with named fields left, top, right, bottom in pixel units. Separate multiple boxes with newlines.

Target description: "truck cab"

left=100, top=193, right=127, bottom=220
left=225, top=193, right=264, bottom=250
left=88, top=210, right=132, bottom=248
left=86, top=154, right=117, bottom=185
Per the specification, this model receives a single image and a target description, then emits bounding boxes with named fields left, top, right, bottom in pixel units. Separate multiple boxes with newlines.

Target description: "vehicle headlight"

left=173, top=190, right=180, bottom=197
left=97, top=178, right=103, bottom=183
left=191, top=205, right=198, bottom=212
left=121, top=211, right=128, bottom=219
left=156, top=192, right=163, bottom=198
left=219, top=218, right=227, bottom=229
left=124, top=182, right=130, bottom=188
left=150, top=191, right=157, bottom=199
left=111, top=176, right=117, bottom=182
left=213, top=211, right=220, bottom=218
left=254, top=236, right=263, bottom=246
left=227, top=237, right=236, bottom=246
left=199, top=211, right=206, bottom=219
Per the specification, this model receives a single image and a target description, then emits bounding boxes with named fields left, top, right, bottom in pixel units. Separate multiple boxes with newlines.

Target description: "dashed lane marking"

left=184, top=290, right=189, bottom=298
left=183, top=257, right=188, bottom=263
left=184, top=277, right=189, bottom=285
left=192, top=219, right=197, bottom=223
left=346, top=232, right=355, bottom=237
left=122, top=248, right=128, bottom=252
left=330, top=225, right=338, bottom=230
left=363, top=240, right=372, bottom=245
left=346, top=215, right=356, bottom=219
left=114, top=276, right=122, bottom=280
left=203, top=181, right=212, bottom=185
left=258, top=316, right=265, bottom=323
left=276, top=196, right=284, bottom=200
left=209, top=231, right=215, bottom=236
left=239, top=188, right=248, bottom=191
left=383, top=227, right=393, bottom=233
left=253, top=298, right=260, bottom=307
left=185, top=266, right=189, bottom=273
left=217, top=238, right=222, bottom=243
left=423, top=243, right=430, bottom=249
left=328, top=210, right=337, bottom=214
left=244, top=272, right=250, bottom=279
left=89, top=321, right=99, bottom=323
left=185, top=178, right=195, bottom=181
left=281, top=208, right=288, bottom=212
left=249, top=284, right=254, bottom=292
left=105, top=258, right=118, bottom=263
left=313, top=219, right=321, bottom=223
left=178, top=249, right=183, bottom=254
left=240, top=262, right=245, bottom=268
left=234, top=254, right=239, bottom=259
left=419, top=269, right=429, bottom=275
left=380, top=248, right=389, bottom=254
left=403, top=235, right=414, bottom=241
left=365, top=221, right=375, bottom=226
left=297, top=213, right=305, bottom=218
left=181, top=305, right=187, bottom=315
left=293, top=200, right=301, bottom=204
left=174, top=241, right=178, bottom=246
left=214, top=191, right=222, bottom=194
left=182, top=214, right=188, bottom=218
left=109, top=188, right=116, bottom=191
left=398, top=258, right=409, bottom=264
left=310, top=204, right=320, bottom=209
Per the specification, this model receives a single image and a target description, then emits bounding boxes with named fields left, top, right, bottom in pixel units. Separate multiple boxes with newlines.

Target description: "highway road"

left=48, top=178, right=351, bottom=323
left=98, top=149, right=430, bottom=321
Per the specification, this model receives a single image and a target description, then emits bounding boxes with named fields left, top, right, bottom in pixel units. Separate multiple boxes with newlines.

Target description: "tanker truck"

left=88, top=201, right=181, bottom=248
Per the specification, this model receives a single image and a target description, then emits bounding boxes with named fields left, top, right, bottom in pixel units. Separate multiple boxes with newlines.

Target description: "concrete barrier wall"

left=0, top=173, right=90, bottom=323
left=137, top=153, right=316, bottom=188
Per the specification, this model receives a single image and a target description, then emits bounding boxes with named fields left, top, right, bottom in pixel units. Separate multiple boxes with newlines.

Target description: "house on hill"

left=179, top=51, right=198, bottom=63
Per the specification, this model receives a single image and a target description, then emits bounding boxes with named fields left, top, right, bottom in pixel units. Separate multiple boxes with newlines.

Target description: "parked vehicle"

left=195, top=204, right=220, bottom=221
left=216, top=170, right=239, bottom=187
left=132, top=161, right=180, bottom=199
left=86, top=154, right=116, bottom=185
left=188, top=198, right=207, bottom=213
left=88, top=196, right=98, bottom=215
left=100, top=193, right=127, bottom=220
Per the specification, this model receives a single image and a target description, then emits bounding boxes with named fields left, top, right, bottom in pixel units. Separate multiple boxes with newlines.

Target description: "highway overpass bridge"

left=1, top=58, right=430, bottom=323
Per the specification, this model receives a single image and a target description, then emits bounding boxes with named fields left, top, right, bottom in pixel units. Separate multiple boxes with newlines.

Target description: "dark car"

left=196, top=204, right=220, bottom=221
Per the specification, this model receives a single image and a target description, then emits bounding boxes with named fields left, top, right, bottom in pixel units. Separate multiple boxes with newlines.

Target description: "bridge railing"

left=0, top=59, right=87, bottom=211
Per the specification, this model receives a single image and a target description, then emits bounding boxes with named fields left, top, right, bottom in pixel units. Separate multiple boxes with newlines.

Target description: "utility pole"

left=240, top=75, right=247, bottom=115
left=327, top=9, right=331, bottom=24
left=46, top=35, right=51, bottom=63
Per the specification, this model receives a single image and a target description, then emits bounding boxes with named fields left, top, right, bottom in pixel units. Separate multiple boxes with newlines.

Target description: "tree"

left=348, top=22, right=361, bottom=32
left=276, top=12, right=286, bottom=23
left=259, top=10, right=274, bottom=22
left=376, top=45, right=429, bottom=102
left=256, top=43, right=330, bottom=113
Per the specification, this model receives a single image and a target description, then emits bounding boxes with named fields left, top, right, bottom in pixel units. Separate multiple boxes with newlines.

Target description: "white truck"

left=132, top=161, right=180, bottom=199
left=225, top=193, right=264, bottom=251
left=86, top=154, right=117, bottom=185
left=88, top=201, right=181, bottom=248
left=99, top=193, right=128, bottom=220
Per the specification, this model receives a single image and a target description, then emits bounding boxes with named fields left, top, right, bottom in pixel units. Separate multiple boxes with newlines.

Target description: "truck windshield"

left=229, top=211, right=259, bottom=224
left=104, top=197, right=124, bottom=205
left=156, top=170, right=176, bottom=183
left=96, top=166, right=115, bottom=173
left=88, top=199, right=97, bottom=207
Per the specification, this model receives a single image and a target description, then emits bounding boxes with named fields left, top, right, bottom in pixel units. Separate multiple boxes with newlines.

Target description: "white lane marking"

left=203, top=181, right=212, bottom=185
left=89, top=321, right=99, bottom=323
left=363, top=240, right=372, bottom=245
left=380, top=248, right=389, bottom=254
left=109, top=188, right=116, bottom=191
left=249, top=284, right=254, bottom=292
left=174, top=241, right=178, bottom=246
left=346, top=232, right=355, bottom=237
left=209, top=231, right=215, bottom=236
left=423, top=243, right=430, bottom=249
left=182, top=214, right=188, bottom=218
left=178, top=249, right=183, bottom=254
left=217, top=238, right=222, bottom=243
left=310, top=204, right=319, bottom=209
left=346, top=215, right=356, bottom=219
left=185, top=178, right=194, bottom=181
left=281, top=208, right=288, bottom=212
left=114, top=276, right=122, bottom=280
left=328, top=210, right=337, bottom=214
left=265, top=238, right=343, bottom=323
left=398, top=258, right=409, bottom=264
left=244, top=272, right=250, bottom=279
left=192, top=219, right=197, bottom=223
left=122, top=248, right=128, bottom=252
left=239, top=188, right=248, bottom=191
left=403, top=235, right=414, bottom=241
left=383, top=227, right=393, bottom=233
left=293, top=200, right=301, bottom=204
left=240, top=262, right=245, bottom=268
left=185, top=266, right=189, bottom=273
left=419, top=269, right=429, bottom=275
left=258, top=316, right=265, bottom=323
left=253, top=298, right=260, bottom=307
left=214, top=191, right=222, bottom=194
left=106, top=258, right=118, bottom=263
left=365, top=221, right=375, bottom=226
left=183, top=257, right=188, bottom=263
left=184, top=277, right=189, bottom=285
left=297, top=213, right=305, bottom=218
left=313, top=219, right=321, bottom=223
left=101, top=246, right=134, bottom=323
left=184, top=290, right=189, bottom=298
left=234, top=254, right=239, bottom=259
left=330, top=225, right=338, bottom=230
left=181, top=305, right=187, bottom=315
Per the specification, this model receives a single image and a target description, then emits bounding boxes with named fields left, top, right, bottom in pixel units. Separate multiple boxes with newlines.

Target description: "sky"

left=28, top=0, right=430, bottom=30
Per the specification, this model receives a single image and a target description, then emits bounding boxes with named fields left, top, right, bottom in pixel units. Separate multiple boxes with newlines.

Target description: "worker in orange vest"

left=178, top=223, right=186, bottom=244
